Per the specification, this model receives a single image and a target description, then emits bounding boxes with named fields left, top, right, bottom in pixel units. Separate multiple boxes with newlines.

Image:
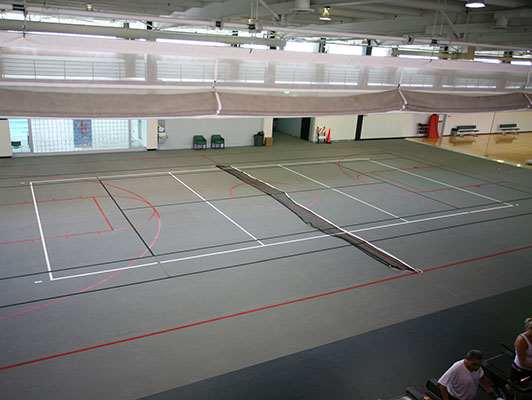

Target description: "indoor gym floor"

left=411, top=131, right=532, bottom=169
left=1, top=132, right=531, bottom=399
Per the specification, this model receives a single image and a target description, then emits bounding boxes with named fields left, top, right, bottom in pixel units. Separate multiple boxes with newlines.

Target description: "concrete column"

left=262, top=118, right=273, bottom=138
left=0, top=119, right=12, bottom=157
left=146, top=120, right=158, bottom=150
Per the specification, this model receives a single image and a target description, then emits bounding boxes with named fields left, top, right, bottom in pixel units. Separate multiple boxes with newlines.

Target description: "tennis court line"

left=168, top=172, right=265, bottom=246
left=28, top=158, right=370, bottom=185
left=237, top=157, right=370, bottom=170
left=53, top=234, right=328, bottom=280
left=31, top=176, right=98, bottom=184
left=3, top=244, right=531, bottom=372
left=101, top=167, right=220, bottom=180
left=51, top=202, right=512, bottom=281
left=279, top=165, right=408, bottom=223
left=349, top=204, right=514, bottom=234
left=29, top=182, right=54, bottom=281
left=282, top=190, right=419, bottom=272
left=369, top=160, right=512, bottom=206
left=52, top=262, right=160, bottom=281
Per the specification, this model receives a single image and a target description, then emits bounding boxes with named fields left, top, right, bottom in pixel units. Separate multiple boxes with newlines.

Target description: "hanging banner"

left=73, top=119, right=92, bottom=147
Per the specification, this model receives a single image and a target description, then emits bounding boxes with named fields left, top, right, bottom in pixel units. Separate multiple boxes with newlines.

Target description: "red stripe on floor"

left=1, top=244, right=530, bottom=371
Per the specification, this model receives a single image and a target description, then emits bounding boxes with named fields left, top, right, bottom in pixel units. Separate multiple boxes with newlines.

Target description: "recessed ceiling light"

left=465, top=1, right=485, bottom=8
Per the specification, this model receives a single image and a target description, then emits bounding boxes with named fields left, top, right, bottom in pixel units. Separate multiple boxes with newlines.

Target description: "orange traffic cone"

left=326, top=128, right=331, bottom=144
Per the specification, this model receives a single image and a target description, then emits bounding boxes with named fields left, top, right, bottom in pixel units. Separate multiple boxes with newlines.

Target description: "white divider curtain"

left=0, top=90, right=219, bottom=118
left=217, top=91, right=405, bottom=116
left=401, top=91, right=531, bottom=113
left=0, top=89, right=530, bottom=118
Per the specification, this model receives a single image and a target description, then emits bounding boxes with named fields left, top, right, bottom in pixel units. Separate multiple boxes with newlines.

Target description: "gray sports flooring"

left=1, top=133, right=531, bottom=399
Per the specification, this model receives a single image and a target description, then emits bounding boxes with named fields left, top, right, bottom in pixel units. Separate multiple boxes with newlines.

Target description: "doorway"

left=300, top=117, right=311, bottom=141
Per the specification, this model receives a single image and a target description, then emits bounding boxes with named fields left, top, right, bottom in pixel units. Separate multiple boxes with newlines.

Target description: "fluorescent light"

left=320, top=6, right=331, bottom=21
left=465, top=1, right=485, bottom=8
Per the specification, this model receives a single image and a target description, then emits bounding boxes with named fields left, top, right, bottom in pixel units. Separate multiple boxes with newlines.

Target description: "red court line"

left=371, top=172, right=424, bottom=192
left=223, top=166, right=410, bottom=269
left=339, top=155, right=443, bottom=205
left=2, top=243, right=531, bottom=372
left=0, top=184, right=161, bottom=320
left=0, top=196, right=94, bottom=207
left=1, top=194, right=133, bottom=207
left=202, top=154, right=221, bottom=165
left=419, top=181, right=504, bottom=193
left=374, top=144, right=532, bottom=191
left=0, top=148, right=387, bottom=170
left=93, top=197, right=113, bottom=231
left=229, top=181, right=318, bottom=210
left=424, top=244, right=532, bottom=272
left=0, top=194, right=156, bottom=245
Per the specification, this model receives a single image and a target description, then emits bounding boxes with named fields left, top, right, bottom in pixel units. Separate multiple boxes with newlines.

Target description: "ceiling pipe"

left=0, top=3, right=530, bottom=52
left=0, top=19, right=286, bottom=47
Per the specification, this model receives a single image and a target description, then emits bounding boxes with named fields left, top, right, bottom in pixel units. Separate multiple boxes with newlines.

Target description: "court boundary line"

left=2, top=244, right=531, bottom=372
left=29, top=182, right=54, bottom=281
left=223, top=164, right=419, bottom=272
left=46, top=201, right=521, bottom=281
left=279, top=164, right=408, bottom=222
left=168, top=172, right=265, bottom=246
left=30, top=157, right=371, bottom=185
left=99, top=180, right=155, bottom=257
left=27, top=155, right=515, bottom=281
left=369, top=159, right=512, bottom=206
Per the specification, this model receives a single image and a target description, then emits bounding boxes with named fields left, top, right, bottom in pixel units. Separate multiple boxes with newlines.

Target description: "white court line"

left=52, top=262, right=159, bottom=281
left=369, top=159, right=512, bottom=206
left=103, top=166, right=219, bottom=180
left=54, top=235, right=329, bottom=280
left=38, top=156, right=511, bottom=281
left=230, top=165, right=284, bottom=193
left=349, top=203, right=514, bottom=234
left=230, top=164, right=417, bottom=272
left=99, top=171, right=173, bottom=180
left=53, top=203, right=507, bottom=280
left=238, top=157, right=369, bottom=170
left=279, top=165, right=408, bottom=223
left=33, top=176, right=98, bottom=184
left=168, top=172, right=265, bottom=246
left=29, top=182, right=54, bottom=281
left=283, top=191, right=419, bottom=273
left=27, top=158, right=369, bottom=185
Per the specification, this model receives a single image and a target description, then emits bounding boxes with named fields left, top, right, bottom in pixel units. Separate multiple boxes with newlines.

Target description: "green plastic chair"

left=192, top=135, right=207, bottom=150
left=211, top=134, right=225, bottom=149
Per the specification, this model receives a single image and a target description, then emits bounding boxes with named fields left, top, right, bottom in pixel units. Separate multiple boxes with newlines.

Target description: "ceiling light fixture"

left=465, top=0, right=485, bottom=8
left=320, top=6, right=331, bottom=21
left=86, top=3, right=93, bottom=11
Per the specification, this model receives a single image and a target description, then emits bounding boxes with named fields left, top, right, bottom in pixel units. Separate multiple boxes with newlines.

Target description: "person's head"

left=464, top=350, right=483, bottom=371
left=525, top=317, right=532, bottom=332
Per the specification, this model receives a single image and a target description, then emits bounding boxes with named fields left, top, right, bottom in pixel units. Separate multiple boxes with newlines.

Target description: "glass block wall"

left=9, top=119, right=147, bottom=154
left=8, top=119, right=31, bottom=153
